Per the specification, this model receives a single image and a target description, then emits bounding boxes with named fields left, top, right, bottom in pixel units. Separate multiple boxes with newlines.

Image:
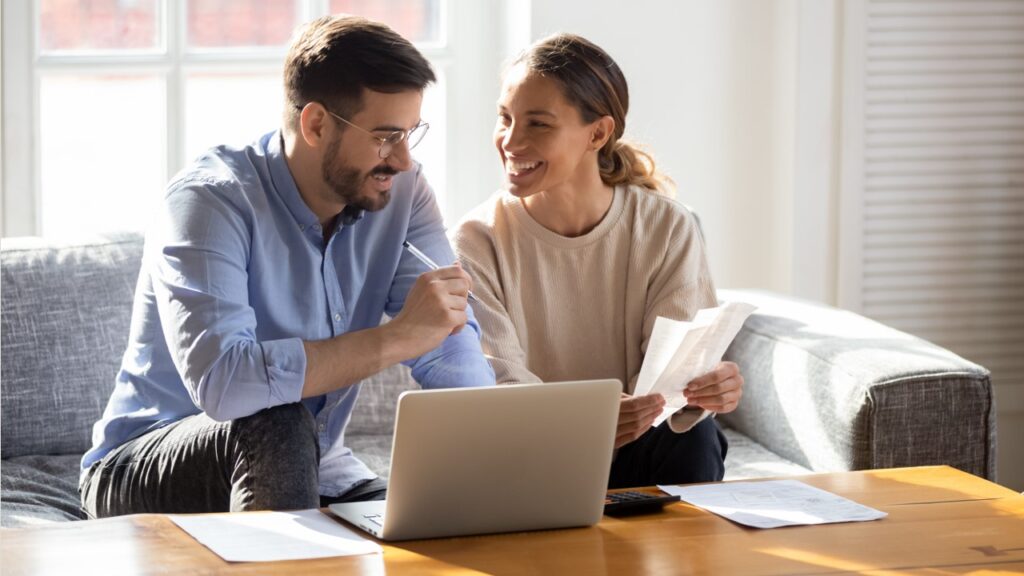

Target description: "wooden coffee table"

left=3, top=466, right=1022, bottom=575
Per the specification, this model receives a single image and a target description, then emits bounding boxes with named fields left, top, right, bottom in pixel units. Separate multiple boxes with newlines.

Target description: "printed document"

left=633, top=301, right=756, bottom=431
left=659, top=479, right=888, bottom=529
left=170, top=509, right=382, bottom=562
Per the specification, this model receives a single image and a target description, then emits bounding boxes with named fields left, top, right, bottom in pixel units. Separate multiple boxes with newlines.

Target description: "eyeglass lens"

left=379, top=123, right=429, bottom=159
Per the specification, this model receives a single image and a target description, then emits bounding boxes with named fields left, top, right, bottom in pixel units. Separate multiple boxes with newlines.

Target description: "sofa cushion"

left=343, top=424, right=810, bottom=484
left=1, top=455, right=85, bottom=527
left=346, top=434, right=393, bottom=478
left=347, top=362, right=418, bottom=436
left=720, top=427, right=812, bottom=480
left=1, top=234, right=143, bottom=458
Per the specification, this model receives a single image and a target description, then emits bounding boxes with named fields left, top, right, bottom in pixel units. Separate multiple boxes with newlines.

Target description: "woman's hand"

left=615, top=393, right=665, bottom=449
left=683, top=361, right=743, bottom=413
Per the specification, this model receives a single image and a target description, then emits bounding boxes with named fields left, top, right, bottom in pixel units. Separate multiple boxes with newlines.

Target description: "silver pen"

left=402, top=240, right=479, bottom=302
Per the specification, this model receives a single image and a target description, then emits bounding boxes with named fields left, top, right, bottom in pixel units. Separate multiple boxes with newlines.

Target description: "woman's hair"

left=512, top=33, right=671, bottom=194
left=283, top=15, right=436, bottom=131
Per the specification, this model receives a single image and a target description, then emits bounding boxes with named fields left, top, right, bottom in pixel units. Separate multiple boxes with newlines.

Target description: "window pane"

left=39, top=0, right=161, bottom=52
left=416, top=69, right=446, bottom=210
left=184, top=72, right=284, bottom=161
left=329, top=0, right=441, bottom=44
left=39, top=75, right=165, bottom=236
left=187, top=0, right=298, bottom=49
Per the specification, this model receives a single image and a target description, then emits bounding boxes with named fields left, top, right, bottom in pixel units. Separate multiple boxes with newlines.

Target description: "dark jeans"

left=608, top=417, right=728, bottom=489
left=80, top=403, right=384, bottom=518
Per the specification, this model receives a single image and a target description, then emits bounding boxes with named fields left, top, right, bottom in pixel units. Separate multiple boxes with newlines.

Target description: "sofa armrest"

left=717, top=289, right=997, bottom=480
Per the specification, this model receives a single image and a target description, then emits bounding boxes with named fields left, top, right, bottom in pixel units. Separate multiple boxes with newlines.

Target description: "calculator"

left=604, top=490, right=681, bottom=516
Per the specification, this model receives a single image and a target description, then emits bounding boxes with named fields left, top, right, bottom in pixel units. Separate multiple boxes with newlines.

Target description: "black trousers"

left=608, top=417, right=728, bottom=489
left=80, top=403, right=385, bottom=518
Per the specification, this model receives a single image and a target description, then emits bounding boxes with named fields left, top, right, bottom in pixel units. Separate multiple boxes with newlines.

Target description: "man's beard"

left=321, top=135, right=398, bottom=212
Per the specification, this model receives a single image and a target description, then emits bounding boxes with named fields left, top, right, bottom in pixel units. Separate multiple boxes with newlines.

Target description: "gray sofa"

left=0, top=233, right=997, bottom=528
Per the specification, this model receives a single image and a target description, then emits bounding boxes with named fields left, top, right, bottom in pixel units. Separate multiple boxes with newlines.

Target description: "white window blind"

left=848, top=1, right=1024, bottom=404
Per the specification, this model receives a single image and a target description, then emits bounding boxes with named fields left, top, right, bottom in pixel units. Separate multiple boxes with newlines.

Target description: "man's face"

left=321, top=89, right=423, bottom=212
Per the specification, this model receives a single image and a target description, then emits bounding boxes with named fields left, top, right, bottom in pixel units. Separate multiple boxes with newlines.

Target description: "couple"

left=80, top=15, right=744, bottom=517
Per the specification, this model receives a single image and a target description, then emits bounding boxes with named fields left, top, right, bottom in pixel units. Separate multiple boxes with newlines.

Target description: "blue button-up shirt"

left=82, top=131, right=495, bottom=495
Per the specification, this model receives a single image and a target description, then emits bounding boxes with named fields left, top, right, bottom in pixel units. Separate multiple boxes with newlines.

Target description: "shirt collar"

left=340, top=205, right=365, bottom=225
left=266, top=131, right=365, bottom=231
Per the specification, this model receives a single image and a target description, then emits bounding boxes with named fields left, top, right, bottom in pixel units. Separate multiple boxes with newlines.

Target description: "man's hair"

left=283, top=15, right=436, bottom=131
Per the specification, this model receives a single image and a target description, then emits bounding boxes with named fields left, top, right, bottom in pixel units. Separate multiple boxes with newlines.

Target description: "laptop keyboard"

left=362, top=513, right=384, bottom=527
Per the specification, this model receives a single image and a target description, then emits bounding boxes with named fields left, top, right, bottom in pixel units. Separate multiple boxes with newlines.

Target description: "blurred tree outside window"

left=40, top=0, right=161, bottom=52
left=187, top=0, right=298, bottom=48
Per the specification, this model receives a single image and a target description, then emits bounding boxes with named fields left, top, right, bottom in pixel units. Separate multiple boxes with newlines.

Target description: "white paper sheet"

left=634, top=301, right=756, bottom=429
left=170, top=509, right=382, bottom=562
left=658, top=479, right=888, bottom=529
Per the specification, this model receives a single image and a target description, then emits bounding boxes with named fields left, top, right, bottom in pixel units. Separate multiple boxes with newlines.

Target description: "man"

left=80, top=15, right=495, bottom=517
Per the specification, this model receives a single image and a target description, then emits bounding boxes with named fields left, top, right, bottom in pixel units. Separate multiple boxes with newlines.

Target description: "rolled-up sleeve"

left=384, top=168, right=496, bottom=390
left=406, top=320, right=495, bottom=389
left=152, top=180, right=306, bottom=421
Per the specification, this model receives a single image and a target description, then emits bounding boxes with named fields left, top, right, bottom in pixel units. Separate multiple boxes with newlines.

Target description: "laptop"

left=329, top=379, right=621, bottom=541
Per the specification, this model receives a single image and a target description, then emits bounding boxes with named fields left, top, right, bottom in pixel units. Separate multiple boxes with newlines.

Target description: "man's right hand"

left=387, top=264, right=473, bottom=358
left=615, top=393, right=665, bottom=449
left=301, top=264, right=472, bottom=398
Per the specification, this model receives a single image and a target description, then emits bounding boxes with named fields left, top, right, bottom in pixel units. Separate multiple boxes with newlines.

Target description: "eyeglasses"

left=300, top=104, right=429, bottom=159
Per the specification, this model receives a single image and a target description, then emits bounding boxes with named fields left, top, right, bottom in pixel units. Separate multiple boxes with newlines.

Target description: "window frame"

left=1, top=0, right=493, bottom=237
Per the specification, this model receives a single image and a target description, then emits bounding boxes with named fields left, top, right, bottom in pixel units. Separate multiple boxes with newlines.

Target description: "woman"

left=453, top=34, right=744, bottom=487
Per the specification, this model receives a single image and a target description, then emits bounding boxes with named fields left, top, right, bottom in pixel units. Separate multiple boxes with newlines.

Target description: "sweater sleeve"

left=633, top=204, right=719, bottom=432
left=452, top=217, right=543, bottom=386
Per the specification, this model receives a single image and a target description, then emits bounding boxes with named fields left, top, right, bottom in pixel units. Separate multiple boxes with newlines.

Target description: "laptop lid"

left=331, top=379, right=620, bottom=541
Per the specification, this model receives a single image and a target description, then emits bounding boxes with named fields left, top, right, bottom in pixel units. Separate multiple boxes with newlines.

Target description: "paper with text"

left=658, top=479, right=888, bottom=529
left=170, top=509, right=382, bottom=562
left=634, top=301, right=756, bottom=430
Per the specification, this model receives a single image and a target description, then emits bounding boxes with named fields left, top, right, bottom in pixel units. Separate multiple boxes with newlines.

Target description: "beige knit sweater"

left=453, top=184, right=718, bottom=411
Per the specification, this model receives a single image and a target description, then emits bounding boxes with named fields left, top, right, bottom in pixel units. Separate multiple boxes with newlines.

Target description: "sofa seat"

left=1, top=455, right=85, bottom=525
left=343, top=427, right=812, bottom=482
left=0, top=427, right=810, bottom=528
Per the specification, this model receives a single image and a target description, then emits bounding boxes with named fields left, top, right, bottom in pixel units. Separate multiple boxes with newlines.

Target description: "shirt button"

left=318, top=423, right=326, bottom=433
left=334, top=313, right=342, bottom=322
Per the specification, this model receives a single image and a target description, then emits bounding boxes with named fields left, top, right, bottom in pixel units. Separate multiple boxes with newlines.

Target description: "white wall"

left=522, top=0, right=798, bottom=293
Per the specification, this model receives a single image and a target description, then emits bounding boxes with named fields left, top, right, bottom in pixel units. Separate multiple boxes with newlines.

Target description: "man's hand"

left=683, top=361, right=743, bottom=413
left=615, top=393, right=665, bottom=449
left=301, top=264, right=473, bottom=398
left=387, top=264, right=473, bottom=358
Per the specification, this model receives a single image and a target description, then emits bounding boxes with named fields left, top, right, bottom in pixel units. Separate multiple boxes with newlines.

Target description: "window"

left=1, top=0, right=491, bottom=237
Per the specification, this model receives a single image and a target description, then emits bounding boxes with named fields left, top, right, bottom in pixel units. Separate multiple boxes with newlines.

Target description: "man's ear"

left=299, top=103, right=331, bottom=148
left=590, top=116, right=615, bottom=151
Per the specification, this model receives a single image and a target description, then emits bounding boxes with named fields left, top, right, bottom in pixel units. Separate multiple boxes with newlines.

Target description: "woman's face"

left=494, top=64, right=600, bottom=198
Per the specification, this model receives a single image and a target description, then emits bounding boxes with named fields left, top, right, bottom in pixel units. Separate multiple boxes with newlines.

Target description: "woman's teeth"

left=507, top=160, right=540, bottom=175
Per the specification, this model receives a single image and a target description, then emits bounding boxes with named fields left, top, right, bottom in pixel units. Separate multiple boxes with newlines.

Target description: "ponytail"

left=598, top=140, right=674, bottom=196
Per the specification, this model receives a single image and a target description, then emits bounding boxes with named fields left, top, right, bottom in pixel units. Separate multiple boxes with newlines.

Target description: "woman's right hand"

left=615, top=393, right=665, bottom=449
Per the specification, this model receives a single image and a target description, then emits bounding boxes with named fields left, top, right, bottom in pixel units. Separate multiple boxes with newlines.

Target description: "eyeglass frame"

left=295, top=103, right=429, bottom=160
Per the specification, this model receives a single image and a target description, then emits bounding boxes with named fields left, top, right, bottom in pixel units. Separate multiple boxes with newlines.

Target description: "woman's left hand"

left=683, top=361, right=743, bottom=414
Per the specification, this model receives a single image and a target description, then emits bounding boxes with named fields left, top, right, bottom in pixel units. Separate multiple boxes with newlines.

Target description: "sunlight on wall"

left=528, top=0, right=797, bottom=294
left=39, top=75, right=165, bottom=236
